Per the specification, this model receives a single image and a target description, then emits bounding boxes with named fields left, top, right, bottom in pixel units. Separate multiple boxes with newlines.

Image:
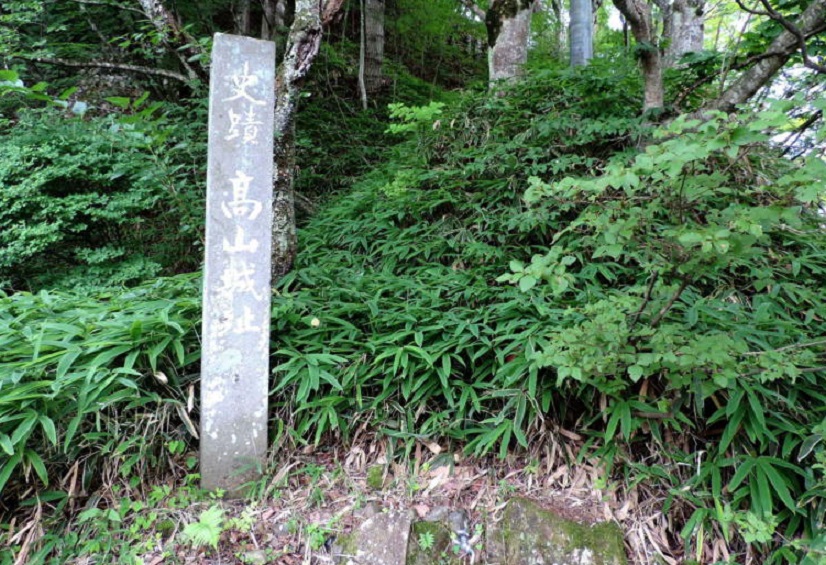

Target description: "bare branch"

left=781, top=109, right=823, bottom=156
left=15, top=55, right=192, bottom=83
left=650, top=278, right=688, bottom=328
left=754, top=0, right=826, bottom=72
left=64, top=0, right=145, bottom=15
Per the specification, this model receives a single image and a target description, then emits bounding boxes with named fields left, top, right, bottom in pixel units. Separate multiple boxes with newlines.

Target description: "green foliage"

left=0, top=274, right=201, bottom=512
left=269, top=63, right=645, bottom=455
left=418, top=530, right=436, bottom=551
left=386, top=0, right=486, bottom=86
left=0, top=92, right=206, bottom=290
left=266, top=65, right=826, bottom=561
left=295, top=42, right=454, bottom=200
left=183, top=505, right=224, bottom=550
left=386, top=101, right=446, bottom=134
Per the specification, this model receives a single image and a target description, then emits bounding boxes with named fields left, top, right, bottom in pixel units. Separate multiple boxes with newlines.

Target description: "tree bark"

left=233, top=0, right=252, bottom=35
left=486, top=0, right=535, bottom=84
left=363, top=0, right=385, bottom=93
left=271, top=0, right=345, bottom=281
left=570, top=0, right=594, bottom=66
left=358, top=0, right=368, bottom=108
left=261, top=0, right=286, bottom=41
left=665, top=0, right=705, bottom=64
left=612, top=0, right=663, bottom=110
left=709, top=0, right=826, bottom=112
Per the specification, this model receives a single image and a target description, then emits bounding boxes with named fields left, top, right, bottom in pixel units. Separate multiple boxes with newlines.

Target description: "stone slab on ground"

left=486, top=497, right=627, bottom=565
left=406, top=520, right=464, bottom=565
left=333, top=508, right=414, bottom=565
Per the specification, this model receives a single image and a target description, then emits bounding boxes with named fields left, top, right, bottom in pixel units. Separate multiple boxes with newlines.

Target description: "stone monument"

left=201, top=33, right=275, bottom=493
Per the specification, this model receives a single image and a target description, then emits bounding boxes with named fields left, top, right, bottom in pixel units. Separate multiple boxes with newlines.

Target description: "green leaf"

left=627, top=365, right=644, bottom=382
left=798, top=434, right=823, bottom=462
left=728, top=458, right=755, bottom=491
left=0, top=434, right=13, bottom=456
left=0, top=452, right=22, bottom=494
left=25, top=449, right=48, bottom=486
left=11, top=412, right=38, bottom=445
left=519, top=275, right=537, bottom=292
left=757, top=458, right=797, bottom=513
left=56, top=347, right=82, bottom=379
left=105, top=96, right=131, bottom=109
left=183, top=506, right=224, bottom=549
left=39, top=415, right=57, bottom=446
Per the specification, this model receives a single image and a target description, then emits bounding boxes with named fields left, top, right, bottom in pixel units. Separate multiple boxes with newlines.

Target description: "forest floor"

left=127, top=431, right=676, bottom=565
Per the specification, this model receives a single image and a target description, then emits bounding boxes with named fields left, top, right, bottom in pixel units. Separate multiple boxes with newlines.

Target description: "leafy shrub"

left=0, top=94, right=205, bottom=291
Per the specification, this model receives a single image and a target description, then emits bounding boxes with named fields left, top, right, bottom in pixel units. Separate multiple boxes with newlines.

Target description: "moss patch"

left=365, top=465, right=385, bottom=491
left=407, top=521, right=464, bottom=565
left=490, top=497, right=626, bottom=565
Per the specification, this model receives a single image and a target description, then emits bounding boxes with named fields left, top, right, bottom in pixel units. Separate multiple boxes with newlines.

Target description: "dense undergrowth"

left=2, top=60, right=826, bottom=563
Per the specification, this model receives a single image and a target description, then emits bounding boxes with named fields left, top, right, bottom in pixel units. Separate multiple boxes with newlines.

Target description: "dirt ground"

left=134, top=433, right=686, bottom=565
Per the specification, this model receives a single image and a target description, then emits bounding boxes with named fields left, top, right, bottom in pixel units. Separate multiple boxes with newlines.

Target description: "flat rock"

left=486, top=497, right=626, bottom=565
left=406, top=520, right=464, bottom=565
left=333, top=509, right=414, bottom=565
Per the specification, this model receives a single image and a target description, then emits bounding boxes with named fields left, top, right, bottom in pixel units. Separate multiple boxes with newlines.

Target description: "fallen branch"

left=14, top=55, right=193, bottom=83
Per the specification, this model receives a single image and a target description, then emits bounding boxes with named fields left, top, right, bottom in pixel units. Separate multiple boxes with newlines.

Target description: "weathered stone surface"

left=486, top=497, right=627, bottom=565
left=407, top=520, right=467, bottom=565
left=406, top=521, right=464, bottom=565
left=200, top=32, right=276, bottom=494
left=333, top=509, right=414, bottom=565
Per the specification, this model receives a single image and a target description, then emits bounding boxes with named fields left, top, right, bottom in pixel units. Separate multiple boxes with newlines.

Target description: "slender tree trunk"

left=363, top=0, right=385, bottom=93
left=486, top=0, right=535, bottom=84
left=233, top=0, right=252, bottom=35
left=612, top=0, right=663, bottom=110
left=358, top=0, right=368, bottom=108
left=550, top=0, right=567, bottom=57
left=271, top=0, right=345, bottom=280
left=261, top=0, right=286, bottom=41
left=570, top=0, right=593, bottom=66
left=708, top=0, right=826, bottom=112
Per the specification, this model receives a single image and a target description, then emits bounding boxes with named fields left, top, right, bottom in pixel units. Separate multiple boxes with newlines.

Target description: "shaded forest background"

left=0, top=0, right=825, bottom=563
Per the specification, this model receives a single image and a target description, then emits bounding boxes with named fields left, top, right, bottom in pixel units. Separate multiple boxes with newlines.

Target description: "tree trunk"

left=261, top=0, right=287, bottom=41
left=363, top=0, right=385, bottom=93
left=358, top=0, right=368, bottom=108
left=664, top=0, right=704, bottom=64
left=708, top=0, right=826, bottom=112
left=486, top=0, right=535, bottom=84
left=136, top=0, right=205, bottom=81
left=569, top=0, right=593, bottom=66
left=612, top=0, right=663, bottom=111
left=271, top=0, right=345, bottom=281
left=233, top=0, right=252, bottom=35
